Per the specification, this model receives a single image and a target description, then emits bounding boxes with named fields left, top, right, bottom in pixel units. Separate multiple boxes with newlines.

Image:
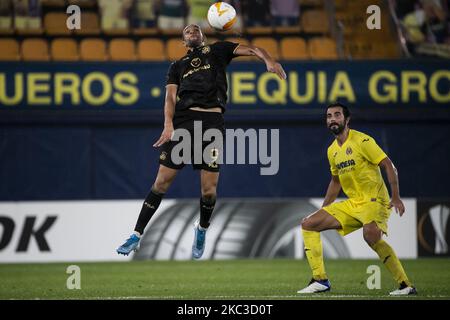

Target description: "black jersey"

left=166, top=41, right=239, bottom=113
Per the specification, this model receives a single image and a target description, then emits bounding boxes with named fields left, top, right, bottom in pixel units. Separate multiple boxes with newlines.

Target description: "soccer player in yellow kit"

left=298, top=103, right=417, bottom=296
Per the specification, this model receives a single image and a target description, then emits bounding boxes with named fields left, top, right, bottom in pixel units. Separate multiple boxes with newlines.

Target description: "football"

left=207, top=2, right=237, bottom=31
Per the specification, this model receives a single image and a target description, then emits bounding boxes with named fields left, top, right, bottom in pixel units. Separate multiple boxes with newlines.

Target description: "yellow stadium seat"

left=161, top=28, right=182, bottom=36
left=301, top=10, right=329, bottom=33
left=280, top=37, right=309, bottom=60
left=75, top=11, right=100, bottom=35
left=308, top=37, right=338, bottom=59
left=252, top=37, right=279, bottom=60
left=110, top=39, right=137, bottom=61
left=67, top=0, right=96, bottom=8
left=137, top=39, right=165, bottom=61
left=21, top=38, right=50, bottom=61
left=0, top=39, right=20, bottom=61
left=41, top=0, right=66, bottom=7
left=80, top=38, right=108, bottom=61
left=51, top=38, right=79, bottom=61
left=274, top=25, right=301, bottom=35
left=245, top=26, right=273, bottom=35
left=224, top=37, right=252, bottom=61
left=132, top=27, right=159, bottom=36
left=166, top=38, right=188, bottom=61
left=45, top=12, right=72, bottom=35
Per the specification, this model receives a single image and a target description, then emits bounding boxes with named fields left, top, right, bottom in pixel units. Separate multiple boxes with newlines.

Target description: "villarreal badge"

left=346, top=147, right=352, bottom=155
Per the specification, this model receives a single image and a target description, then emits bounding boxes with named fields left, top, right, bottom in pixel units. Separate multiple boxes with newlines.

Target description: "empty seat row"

left=0, top=10, right=331, bottom=36
left=0, top=37, right=338, bottom=62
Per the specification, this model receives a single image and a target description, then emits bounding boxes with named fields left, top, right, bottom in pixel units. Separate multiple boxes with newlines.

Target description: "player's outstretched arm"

left=153, top=84, right=177, bottom=147
left=322, top=175, right=341, bottom=207
left=379, top=157, right=405, bottom=216
left=234, top=44, right=287, bottom=80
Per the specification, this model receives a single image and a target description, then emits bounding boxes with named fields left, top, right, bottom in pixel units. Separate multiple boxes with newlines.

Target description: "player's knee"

left=301, top=217, right=315, bottom=231
left=363, top=227, right=381, bottom=246
left=201, top=183, right=217, bottom=199
left=201, top=189, right=216, bottom=201
left=153, top=176, right=174, bottom=193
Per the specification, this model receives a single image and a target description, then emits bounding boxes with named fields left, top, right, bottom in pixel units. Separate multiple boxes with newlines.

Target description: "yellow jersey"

left=327, top=129, right=390, bottom=205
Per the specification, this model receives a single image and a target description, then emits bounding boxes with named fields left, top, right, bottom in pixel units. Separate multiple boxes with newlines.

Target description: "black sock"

left=199, top=196, right=216, bottom=229
left=134, top=189, right=164, bottom=235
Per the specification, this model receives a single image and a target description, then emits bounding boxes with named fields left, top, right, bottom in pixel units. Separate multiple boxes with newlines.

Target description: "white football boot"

left=297, top=278, right=331, bottom=294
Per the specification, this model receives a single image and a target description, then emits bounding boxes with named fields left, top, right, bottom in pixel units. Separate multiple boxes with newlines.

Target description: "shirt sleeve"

left=327, top=148, right=339, bottom=176
left=166, top=62, right=180, bottom=86
left=212, top=41, right=239, bottom=64
left=359, top=135, right=388, bottom=165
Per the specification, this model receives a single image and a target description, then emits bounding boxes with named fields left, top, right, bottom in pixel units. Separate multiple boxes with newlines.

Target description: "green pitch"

left=0, top=258, right=449, bottom=300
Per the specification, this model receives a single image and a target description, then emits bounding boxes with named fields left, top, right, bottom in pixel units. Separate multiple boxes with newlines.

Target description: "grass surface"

left=0, top=258, right=449, bottom=300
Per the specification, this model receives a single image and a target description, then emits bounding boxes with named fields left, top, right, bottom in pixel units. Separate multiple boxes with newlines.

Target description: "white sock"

left=133, top=231, right=141, bottom=238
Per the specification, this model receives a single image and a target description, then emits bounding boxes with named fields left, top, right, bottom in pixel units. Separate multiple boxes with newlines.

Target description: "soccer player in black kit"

left=117, top=24, right=286, bottom=259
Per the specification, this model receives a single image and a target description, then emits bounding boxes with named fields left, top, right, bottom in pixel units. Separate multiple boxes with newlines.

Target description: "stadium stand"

left=51, top=38, right=80, bottom=61
left=80, top=38, right=108, bottom=61
left=21, top=38, right=50, bottom=61
left=0, top=38, right=20, bottom=61
left=1, top=0, right=443, bottom=61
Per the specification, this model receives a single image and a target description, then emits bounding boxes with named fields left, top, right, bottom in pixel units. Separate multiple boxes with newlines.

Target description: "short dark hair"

left=326, top=102, right=351, bottom=119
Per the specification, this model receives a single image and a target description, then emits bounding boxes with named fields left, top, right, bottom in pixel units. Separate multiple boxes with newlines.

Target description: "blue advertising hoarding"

left=0, top=60, right=448, bottom=112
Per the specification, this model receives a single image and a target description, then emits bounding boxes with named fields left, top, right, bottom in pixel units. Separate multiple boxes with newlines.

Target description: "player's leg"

left=297, top=209, right=342, bottom=293
left=133, top=165, right=178, bottom=235
left=192, top=169, right=219, bottom=259
left=117, top=165, right=178, bottom=255
left=363, top=222, right=416, bottom=295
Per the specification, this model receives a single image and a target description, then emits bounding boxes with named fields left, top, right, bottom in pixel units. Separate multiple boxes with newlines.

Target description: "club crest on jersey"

left=202, top=46, right=210, bottom=54
left=346, top=147, right=353, bottom=155
left=191, top=57, right=201, bottom=67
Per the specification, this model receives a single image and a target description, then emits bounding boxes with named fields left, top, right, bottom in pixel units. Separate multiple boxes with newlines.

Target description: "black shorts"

left=159, top=109, right=225, bottom=172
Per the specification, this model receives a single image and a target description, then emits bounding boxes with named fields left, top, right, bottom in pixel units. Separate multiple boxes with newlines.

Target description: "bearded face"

left=326, top=107, right=349, bottom=135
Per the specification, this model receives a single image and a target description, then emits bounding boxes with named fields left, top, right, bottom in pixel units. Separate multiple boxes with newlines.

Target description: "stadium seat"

left=161, top=28, right=182, bottom=36
left=225, top=37, right=252, bottom=61
left=110, top=39, right=137, bottom=61
left=74, top=11, right=100, bottom=35
left=166, top=38, right=188, bottom=61
left=245, top=26, right=273, bottom=35
left=308, top=37, right=338, bottom=59
left=44, top=12, right=72, bottom=35
left=301, top=10, right=329, bottom=34
left=41, top=0, right=66, bottom=7
left=137, top=39, right=165, bottom=61
left=51, top=38, right=79, bottom=61
left=274, top=26, right=301, bottom=35
left=0, top=17, right=14, bottom=35
left=67, top=0, right=96, bottom=8
left=280, top=37, right=309, bottom=60
left=0, top=39, right=20, bottom=61
left=252, top=37, right=279, bottom=60
left=80, top=38, right=108, bottom=61
left=132, top=27, right=159, bottom=36
left=21, top=38, right=50, bottom=61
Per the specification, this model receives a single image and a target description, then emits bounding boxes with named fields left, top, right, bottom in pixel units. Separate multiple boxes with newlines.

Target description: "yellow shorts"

left=323, top=199, right=391, bottom=236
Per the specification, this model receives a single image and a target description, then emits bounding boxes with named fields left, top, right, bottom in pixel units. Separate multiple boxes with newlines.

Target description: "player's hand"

left=266, top=61, right=287, bottom=80
left=153, top=125, right=174, bottom=147
left=389, top=197, right=405, bottom=216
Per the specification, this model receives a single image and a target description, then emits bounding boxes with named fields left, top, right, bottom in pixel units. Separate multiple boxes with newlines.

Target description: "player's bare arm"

left=379, top=157, right=405, bottom=216
left=322, top=175, right=341, bottom=207
left=153, top=84, right=178, bottom=147
left=234, top=44, right=287, bottom=80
